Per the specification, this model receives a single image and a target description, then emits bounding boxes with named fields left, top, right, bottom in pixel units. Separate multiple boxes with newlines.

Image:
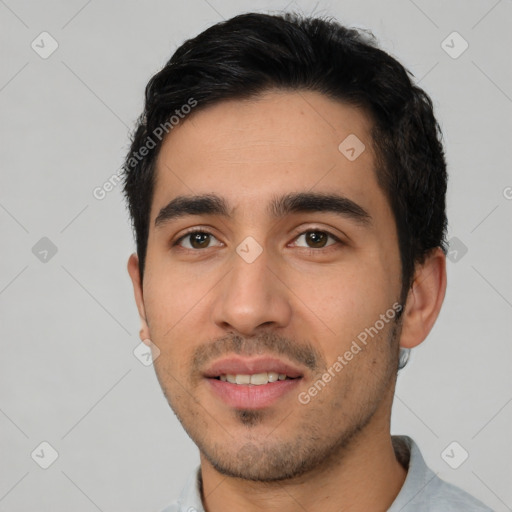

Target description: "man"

left=123, top=12, right=492, bottom=512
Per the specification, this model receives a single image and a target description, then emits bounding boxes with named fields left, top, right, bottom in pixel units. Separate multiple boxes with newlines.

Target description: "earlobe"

left=127, top=253, right=151, bottom=341
left=399, top=247, right=447, bottom=349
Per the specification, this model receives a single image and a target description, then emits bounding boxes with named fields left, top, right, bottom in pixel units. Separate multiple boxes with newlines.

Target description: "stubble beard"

left=157, top=319, right=402, bottom=483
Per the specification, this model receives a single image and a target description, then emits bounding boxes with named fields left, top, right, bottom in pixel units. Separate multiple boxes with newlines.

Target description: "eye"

left=173, top=228, right=342, bottom=252
left=291, top=230, right=340, bottom=250
left=174, top=230, right=222, bottom=250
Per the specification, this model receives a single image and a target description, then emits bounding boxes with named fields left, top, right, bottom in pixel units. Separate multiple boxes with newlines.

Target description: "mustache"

left=192, top=331, right=327, bottom=374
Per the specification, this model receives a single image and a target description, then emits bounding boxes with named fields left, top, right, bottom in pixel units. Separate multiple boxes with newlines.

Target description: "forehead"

left=150, top=90, right=384, bottom=224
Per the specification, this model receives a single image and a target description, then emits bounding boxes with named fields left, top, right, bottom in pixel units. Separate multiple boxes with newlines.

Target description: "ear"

left=399, top=247, right=447, bottom=349
left=127, top=253, right=151, bottom=343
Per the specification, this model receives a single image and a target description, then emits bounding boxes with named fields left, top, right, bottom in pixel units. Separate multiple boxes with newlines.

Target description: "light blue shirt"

left=160, top=435, right=492, bottom=511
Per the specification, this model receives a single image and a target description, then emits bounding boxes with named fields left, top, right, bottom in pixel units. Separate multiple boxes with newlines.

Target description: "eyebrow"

left=154, top=191, right=372, bottom=228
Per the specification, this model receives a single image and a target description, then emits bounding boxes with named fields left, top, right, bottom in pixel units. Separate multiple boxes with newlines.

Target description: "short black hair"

left=122, top=11, right=447, bottom=301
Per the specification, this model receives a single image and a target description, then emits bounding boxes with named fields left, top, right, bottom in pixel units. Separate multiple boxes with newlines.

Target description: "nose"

left=211, top=246, right=292, bottom=336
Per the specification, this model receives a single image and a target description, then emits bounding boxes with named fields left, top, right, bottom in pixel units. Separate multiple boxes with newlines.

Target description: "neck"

left=199, top=412, right=407, bottom=512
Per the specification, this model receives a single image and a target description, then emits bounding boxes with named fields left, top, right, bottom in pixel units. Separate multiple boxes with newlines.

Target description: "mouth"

left=214, top=372, right=299, bottom=384
left=203, top=356, right=305, bottom=409
left=203, top=356, right=304, bottom=379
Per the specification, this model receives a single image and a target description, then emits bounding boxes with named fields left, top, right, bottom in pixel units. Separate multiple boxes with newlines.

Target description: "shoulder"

left=389, top=436, right=493, bottom=512
left=157, top=464, right=203, bottom=512
left=425, top=476, right=493, bottom=511
left=158, top=502, right=180, bottom=512
left=158, top=501, right=195, bottom=512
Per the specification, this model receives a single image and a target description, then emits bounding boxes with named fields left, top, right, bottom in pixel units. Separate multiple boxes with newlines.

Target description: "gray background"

left=1, top=0, right=511, bottom=510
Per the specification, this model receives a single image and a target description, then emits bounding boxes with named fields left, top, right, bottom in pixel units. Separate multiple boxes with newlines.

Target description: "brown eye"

left=189, top=232, right=211, bottom=249
left=293, top=230, right=338, bottom=249
left=305, top=231, right=328, bottom=248
left=175, top=230, right=222, bottom=250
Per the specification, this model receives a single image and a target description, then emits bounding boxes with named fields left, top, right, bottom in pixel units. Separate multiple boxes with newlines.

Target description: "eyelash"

left=172, top=227, right=344, bottom=253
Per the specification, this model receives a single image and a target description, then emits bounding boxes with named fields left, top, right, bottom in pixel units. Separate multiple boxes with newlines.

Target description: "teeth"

left=220, top=372, right=294, bottom=385
left=267, top=372, right=279, bottom=382
left=236, top=374, right=251, bottom=385
left=250, top=373, right=268, bottom=385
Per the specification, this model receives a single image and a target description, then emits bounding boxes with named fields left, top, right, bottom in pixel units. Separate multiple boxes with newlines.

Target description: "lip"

left=206, top=377, right=302, bottom=409
left=202, top=356, right=305, bottom=409
left=202, top=356, right=304, bottom=379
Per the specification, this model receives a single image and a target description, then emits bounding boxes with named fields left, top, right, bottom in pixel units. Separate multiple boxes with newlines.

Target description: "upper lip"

left=202, top=356, right=304, bottom=379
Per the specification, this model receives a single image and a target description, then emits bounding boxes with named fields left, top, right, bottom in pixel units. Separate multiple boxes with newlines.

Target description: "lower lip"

left=206, top=378, right=302, bottom=409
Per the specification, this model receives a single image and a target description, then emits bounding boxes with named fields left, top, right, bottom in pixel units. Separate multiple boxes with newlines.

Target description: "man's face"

left=130, top=90, right=404, bottom=481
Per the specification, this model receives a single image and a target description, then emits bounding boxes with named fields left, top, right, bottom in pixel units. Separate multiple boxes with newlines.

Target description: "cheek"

left=142, top=280, right=197, bottom=378
left=143, top=257, right=213, bottom=332
left=142, top=260, right=224, bottom=384
left=291, top=260, right=396, bottom=344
